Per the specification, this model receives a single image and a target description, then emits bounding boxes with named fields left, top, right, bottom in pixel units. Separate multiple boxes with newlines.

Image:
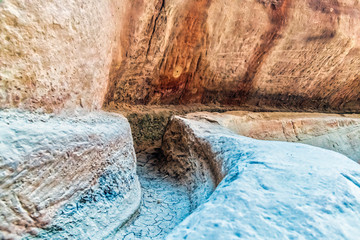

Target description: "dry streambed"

left=112, top=149, right=191, bottom=240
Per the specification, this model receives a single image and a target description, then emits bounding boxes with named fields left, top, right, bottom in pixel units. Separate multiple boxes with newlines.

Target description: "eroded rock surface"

left=105, top=0, right=360, bottom=112
left=0, top=110, right=140, bottom=239
left=165, top=116, right=360, bottom=239
left=186, top=111, right=360, bottom=162
left=0, top=0, right=124, bottom=112
left=2, top=0, right=359, bottom=113
left=1, top=0, right=360, bottom=238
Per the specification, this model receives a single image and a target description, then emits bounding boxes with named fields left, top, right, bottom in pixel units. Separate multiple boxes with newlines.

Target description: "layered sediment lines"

left=105, top=0, right=360, bottom=112
left=185, top=111, right=360, bottom=162
left=2, top=0, right=359, bottom=113
left=0, top=110, right=140, bottom=239
left=112, top=106, right=360, bottom=162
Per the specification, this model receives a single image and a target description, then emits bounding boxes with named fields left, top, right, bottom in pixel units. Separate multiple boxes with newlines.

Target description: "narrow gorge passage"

left=112, top=148, right=191, bottom=240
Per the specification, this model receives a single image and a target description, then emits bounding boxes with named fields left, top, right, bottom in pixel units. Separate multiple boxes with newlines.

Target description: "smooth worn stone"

left=164, top=116, right=360, bottom=240
left=0, top=110, right=140, bottom=239
left=185, top=111, right=360, bottom=162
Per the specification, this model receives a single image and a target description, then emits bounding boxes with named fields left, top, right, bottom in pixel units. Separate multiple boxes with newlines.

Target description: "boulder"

left=0, top=110, right=140, bottom=239
left=164, top=115, right=360, bottom=239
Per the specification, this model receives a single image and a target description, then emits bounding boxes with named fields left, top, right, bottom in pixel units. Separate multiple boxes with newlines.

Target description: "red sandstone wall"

left=1, top=0, right=358, bottom=112
left=105, top=0, right=360, bottom=112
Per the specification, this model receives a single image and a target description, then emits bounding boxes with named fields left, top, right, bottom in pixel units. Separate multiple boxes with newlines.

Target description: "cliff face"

left=105, top=0, right=360, bottom=112
left=1, top=0, right=359, bottom=112
left=2, top=0, right=359, bottom=177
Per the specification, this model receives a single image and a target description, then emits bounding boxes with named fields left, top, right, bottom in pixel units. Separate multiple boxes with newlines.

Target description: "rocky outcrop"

left=0, top=110, right=140, bottom=239
left=185, top=111, right=360, bottom=162
left=105, top=0, right=360, bottom=113
left=162, top=115, right=218, bottom=209
left=164, top=116, right=360, bottom=239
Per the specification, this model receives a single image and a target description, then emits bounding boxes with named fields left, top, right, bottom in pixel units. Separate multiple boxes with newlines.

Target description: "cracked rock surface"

left=113, top=149, right=191, bottom=240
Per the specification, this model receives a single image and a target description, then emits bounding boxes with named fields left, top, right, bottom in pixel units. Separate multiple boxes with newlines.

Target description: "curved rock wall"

left=105, top=0, right=360, bottom=112
left=0, top=110, right=140, bottom=239
left=165, top=115, right=360, bottom=240
left=161, top=115, right=219, bottom=209
left=1, top=0, right=359, bottom=112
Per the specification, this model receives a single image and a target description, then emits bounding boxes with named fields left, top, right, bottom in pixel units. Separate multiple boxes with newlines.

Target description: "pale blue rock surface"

left=0, top=110, right=140, bottom=239
left=165, top=116, right=360, bottom=240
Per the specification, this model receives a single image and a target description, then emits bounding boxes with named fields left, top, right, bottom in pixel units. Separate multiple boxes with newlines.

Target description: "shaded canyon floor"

left=112, top=148, right=191, bottom=240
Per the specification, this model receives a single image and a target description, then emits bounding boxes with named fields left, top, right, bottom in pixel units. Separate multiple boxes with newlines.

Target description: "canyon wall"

left=1, top=0, right=359, bottom=112
left=164, top=115, right=360, bottom=239
left=0, top=0, right=124, bottom=112
left=105, top=0, right=360, bottom=112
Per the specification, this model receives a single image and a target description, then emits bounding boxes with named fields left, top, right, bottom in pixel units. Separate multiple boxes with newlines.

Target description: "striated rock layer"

left=0, top=110, right=140, bottom=239
left=186, top=111, right=360, bottom=162
left=1, top=0, right=359, bottom=112
left=164, top=116, right=360, bottom=239
left=105, top=0, right=360, bottom=112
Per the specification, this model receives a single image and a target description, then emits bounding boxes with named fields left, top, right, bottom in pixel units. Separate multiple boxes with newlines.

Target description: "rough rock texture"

left=0, top=0, right=124, bottom=112
left=162, top=116, right=220, bottom=210
left=186, top=111, right=360, bottom=162
left=112, top=149, right=191, bottom=240
left=112, top=104, right=245, bottom=152
left=2, top=0, right=359, bottom=113
left=164, top=116, right=360, bottom=239
left=105, top=0, right=360, bottom=113
left=0, top=110, right=140, bottom=239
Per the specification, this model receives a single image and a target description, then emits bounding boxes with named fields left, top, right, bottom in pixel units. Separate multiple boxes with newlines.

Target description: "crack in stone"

left=113, top=149, right=191, bottom=240
left=146, top=0, right=165, bottom=58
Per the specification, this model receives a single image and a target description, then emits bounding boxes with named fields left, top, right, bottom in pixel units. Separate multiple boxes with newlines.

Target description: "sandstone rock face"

left=164, top=116, right=360, bottom=239
left=162, top=115, right=219, bottom=209
left=105, top=0, right=360, bottom=112
left=0, top=110, right=140, bottom=239
left=0, top=0, right=124, bottom=112
left=2, top=0, right=359, bottom=112
left=186, top=111, right=360, bottom=162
